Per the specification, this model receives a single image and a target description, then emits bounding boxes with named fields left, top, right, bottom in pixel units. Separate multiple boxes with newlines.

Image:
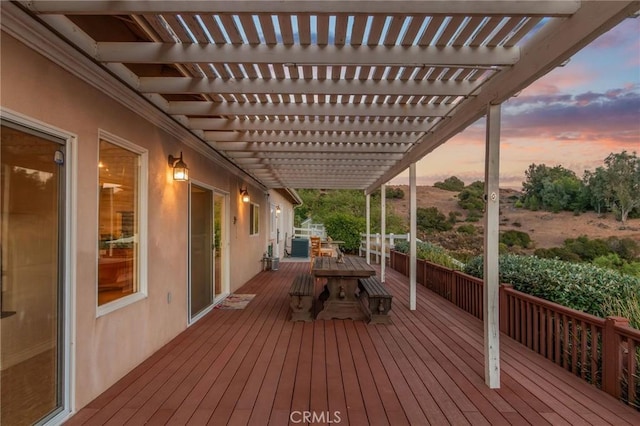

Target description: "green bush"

left=534, top=247, right=582, bottom=262
left=323, top=212, right=365, bottom=253
left=394, top=240, right=462, bottom=270
left=593, top=254, right=640, bottom=277
left=457, top=224, right=477, bottom=235
left=386, top=187, right=405, bottom=199
left=606, top=237, right=640, bottom=262
left=464, top=254, right=640, bottom=318
left=465, top=210, right=483, bottom=222
left=500, top=230, right=532, bottom=248
left=458, top=181, right=485, bottom=211
left=564, top=235, right=610, bottom=261
left=434, top=176, right=465, bottom=192
left=416, top=207, right=453, bottom=233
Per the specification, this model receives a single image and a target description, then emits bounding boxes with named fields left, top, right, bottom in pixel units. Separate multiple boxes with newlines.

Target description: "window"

left=97, top=134, right=147, bottom=311
left=249, top=203, right=259, bottom=235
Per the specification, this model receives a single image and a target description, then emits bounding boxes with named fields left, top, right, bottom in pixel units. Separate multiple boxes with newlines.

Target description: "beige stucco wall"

left=1, top=32, right=279, bottom=409
left=267, top=190, right=298, bottom=259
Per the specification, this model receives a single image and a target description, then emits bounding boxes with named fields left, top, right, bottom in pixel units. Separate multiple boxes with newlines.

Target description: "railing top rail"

left=423, top=260, right=454, bottom=272
left=613, top=323, right=640, bottom=341
left=502, top=285, right=606, bottom=326
left=453, top=270, right=484, bottom=283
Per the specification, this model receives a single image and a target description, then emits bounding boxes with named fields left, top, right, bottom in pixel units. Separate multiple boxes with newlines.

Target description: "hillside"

left=386, top=185, right=640, bottom=251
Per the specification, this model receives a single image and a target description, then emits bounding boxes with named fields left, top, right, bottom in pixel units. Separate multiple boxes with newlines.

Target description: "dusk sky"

left=391, top=16, right=640, bottom=189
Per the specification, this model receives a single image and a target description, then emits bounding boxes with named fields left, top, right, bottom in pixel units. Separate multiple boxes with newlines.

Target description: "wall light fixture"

left=240, top=186, right=250, bottom=203
left=168, top=152, right=189, bottom=181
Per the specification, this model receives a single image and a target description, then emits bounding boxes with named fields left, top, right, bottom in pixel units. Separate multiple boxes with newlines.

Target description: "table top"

left=321, top=240, right=345, bottom=245
left=312, top=255, right=375, bottom=278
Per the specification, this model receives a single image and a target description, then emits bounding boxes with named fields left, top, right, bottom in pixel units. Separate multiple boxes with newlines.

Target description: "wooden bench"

left=358, top=276, right=393, bottom=324
left=289, top=273, right=315, bottom=322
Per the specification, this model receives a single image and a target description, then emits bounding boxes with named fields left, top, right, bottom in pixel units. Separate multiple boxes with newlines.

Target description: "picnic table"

left=313, top=255, right=375, bottom=321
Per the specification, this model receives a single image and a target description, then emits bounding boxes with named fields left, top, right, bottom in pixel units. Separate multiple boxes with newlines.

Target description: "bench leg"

left=367, top=297, right=393, bottom=324
left=290, top=295, right=314, bottom=322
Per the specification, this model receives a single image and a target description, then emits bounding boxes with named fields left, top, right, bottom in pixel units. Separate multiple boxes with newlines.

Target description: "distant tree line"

left=520, top=151, right=639, bottom=223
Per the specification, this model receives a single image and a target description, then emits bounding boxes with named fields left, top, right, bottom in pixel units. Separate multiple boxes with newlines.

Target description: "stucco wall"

left=1, top=32, right=277, bottom=409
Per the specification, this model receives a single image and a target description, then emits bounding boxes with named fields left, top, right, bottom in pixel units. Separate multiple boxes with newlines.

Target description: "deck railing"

left=359, top=233, right=410, bottom=263
left=389, top=249, right=640, bottom=409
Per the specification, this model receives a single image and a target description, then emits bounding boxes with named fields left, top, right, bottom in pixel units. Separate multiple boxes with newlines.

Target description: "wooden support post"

left=366, top=193, right=371, bottom=264
left=484, top=103, right=501, bottom=388
left=380, top=183, right=386, bottom=283
left=602, top=316, right=629, bottom=398
left=409, top=162, right=417, bottom=310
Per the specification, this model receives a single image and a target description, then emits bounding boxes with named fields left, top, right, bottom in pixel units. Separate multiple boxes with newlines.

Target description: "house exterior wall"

left=268, top=190, right=298, bottom=260
left=0, top=32, right=281, bottom=410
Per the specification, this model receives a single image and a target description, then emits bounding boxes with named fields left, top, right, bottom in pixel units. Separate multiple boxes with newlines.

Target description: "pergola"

left=6, top=0, right=638, bottom=389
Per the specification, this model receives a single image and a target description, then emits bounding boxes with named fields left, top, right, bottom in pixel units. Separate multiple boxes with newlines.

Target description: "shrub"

left=434, top=176, right=465, bottom=192
left=458, top=181, right=485, bottom=211
left=534, top=247, right=581, bottom=262
left=500, top=230, right=532, bottom=248
left=416, top=207, right=453, bottom=233
left=593, top=254, right=640, bottom=277
left=457, top=224, right=477, bottom=235
left=464, top=254, right=640, bottom=318
left=607, top=237, right=640, bottom=262
left=386, top=187, right=405, bottom=199
left=394, top=240, right=462, bottom=270
left=465, top=210, right=483, bottom=222
left=564, top=235, right=610, bottom=261
left=323, top=212, right=365, bottom=253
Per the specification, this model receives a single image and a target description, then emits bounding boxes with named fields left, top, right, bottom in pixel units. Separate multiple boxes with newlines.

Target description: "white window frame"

left=96, top=130, right=148, bottom=317
left=249, top=202, right=260, bottom=236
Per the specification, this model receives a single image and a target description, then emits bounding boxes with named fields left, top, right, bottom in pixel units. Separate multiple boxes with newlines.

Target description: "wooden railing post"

left=449, top=269, right=458, bottom=306
left=602, top=316, right=629, bottom=398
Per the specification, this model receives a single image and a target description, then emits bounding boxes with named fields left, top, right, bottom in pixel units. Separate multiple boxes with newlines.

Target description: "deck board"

left=65, top=261, right=640, bottom=426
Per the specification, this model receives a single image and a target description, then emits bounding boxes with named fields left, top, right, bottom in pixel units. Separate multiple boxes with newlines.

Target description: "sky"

left=391, top=16, right=640, bottom=189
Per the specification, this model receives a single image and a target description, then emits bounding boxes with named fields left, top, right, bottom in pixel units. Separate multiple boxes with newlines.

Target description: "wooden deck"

left=66, top=261, right=640, bottom=425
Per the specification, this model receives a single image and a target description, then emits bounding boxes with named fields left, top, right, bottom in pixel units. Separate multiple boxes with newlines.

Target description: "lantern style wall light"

left=168, top=152, right=189, bottom=181
left=240, top=185, right=250, bottom=203
left=275, top=205, right=281, bottom=216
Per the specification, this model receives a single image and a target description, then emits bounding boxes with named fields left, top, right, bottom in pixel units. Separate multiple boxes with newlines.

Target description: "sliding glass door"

left=190, top=184, right=213, bottom=319
left=1, top=121, right=66, bottom=425
left=189, top=184, right=228, bottom=322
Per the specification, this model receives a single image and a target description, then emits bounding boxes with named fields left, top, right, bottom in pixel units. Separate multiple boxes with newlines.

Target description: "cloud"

left=502, top=86, right=640, bottom=145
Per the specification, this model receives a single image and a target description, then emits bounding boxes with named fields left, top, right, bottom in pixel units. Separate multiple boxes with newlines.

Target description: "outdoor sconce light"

left=276, top=205, right=281, bottom=215
left=168, top=152, right=189, bottom=181
left=240, top=186, right=250, bottom=203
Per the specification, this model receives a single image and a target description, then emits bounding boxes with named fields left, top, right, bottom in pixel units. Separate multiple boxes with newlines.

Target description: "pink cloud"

left=522, top=65, right=596, bottom=96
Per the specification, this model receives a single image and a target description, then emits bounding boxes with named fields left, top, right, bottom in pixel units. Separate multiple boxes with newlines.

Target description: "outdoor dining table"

left=313, top=255, right=375, bottom=321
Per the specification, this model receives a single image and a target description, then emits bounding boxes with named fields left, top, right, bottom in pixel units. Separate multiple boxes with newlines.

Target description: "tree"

left=522, top=163, right=583, bottom=212
left=583, top=167, right=608, bottom=215
left=602, top=151, right=640, bottom=224
left=324, top=212, right=366, bottom=253
left=434, top=176, right=465, bottom=192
